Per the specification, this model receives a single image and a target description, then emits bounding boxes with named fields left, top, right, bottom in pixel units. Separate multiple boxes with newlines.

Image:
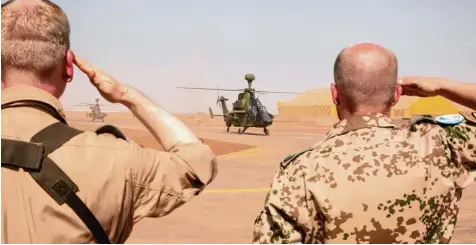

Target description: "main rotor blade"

left=255, top=90, right=319, bottom=95
left=176, top=86, right=319, bottom=95
left=176, top=86, right=242, bottom=92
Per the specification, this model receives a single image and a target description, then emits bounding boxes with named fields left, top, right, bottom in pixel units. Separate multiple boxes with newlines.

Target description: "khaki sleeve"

left=252, top=159, right=323, bottom=244
left=125, top=140, right=218, bottom=222
left=444, top=113, right=476, bottom=189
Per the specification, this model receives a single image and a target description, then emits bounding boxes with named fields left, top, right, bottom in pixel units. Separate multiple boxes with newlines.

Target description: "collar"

left=1, top=85, right=67, bottom=121
left=324, top=112, right=396, bottom=140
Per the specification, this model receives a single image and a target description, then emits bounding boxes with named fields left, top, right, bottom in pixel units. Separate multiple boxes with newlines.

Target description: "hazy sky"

left=4, top=0, right=476, bottom=113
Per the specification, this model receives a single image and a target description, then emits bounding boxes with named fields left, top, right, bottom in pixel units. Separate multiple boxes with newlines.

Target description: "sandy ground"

left=67, top=112, right=476, bottom=244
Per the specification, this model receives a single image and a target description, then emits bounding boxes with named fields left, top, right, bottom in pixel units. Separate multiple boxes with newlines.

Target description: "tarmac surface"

left=68, top=115, right=476, bottom=244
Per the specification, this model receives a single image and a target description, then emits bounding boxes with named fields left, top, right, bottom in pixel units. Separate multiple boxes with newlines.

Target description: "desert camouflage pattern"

left=253, top=112, right=476, bottom=244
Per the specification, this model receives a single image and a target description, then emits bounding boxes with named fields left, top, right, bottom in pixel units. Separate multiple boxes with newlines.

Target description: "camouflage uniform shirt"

left=252, top=112, right=476, bottom=243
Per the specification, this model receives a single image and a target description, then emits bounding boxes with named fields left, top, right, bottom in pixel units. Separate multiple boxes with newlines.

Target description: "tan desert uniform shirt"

left=1, top=85, right=218, bottom=243
left=253, top=112, right=476, bottom=244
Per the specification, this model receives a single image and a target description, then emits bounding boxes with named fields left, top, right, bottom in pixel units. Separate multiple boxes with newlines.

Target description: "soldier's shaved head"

left=2, top=0, right=70, bottom=74
left=2, top=0, right=73, bottom=97
left=331, top=42, right=400, bottom=118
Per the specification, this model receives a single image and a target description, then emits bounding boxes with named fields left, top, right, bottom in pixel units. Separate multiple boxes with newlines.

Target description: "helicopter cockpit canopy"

left=233, top=93, right=246, bottom=110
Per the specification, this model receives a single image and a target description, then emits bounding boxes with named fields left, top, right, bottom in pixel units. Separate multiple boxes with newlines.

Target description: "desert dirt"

left=66, top=111, right=476, bottom=244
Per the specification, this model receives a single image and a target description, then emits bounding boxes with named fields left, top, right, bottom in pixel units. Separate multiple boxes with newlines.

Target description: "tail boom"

left=208, top=107, right=224, bottom=119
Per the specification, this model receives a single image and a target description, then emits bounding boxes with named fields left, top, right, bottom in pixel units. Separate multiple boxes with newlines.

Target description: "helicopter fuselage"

left=213, top=92, right=273, bottom=135
left=177, top=73, right=314, bottom=136
left=86, top=105, right=107, bottom=121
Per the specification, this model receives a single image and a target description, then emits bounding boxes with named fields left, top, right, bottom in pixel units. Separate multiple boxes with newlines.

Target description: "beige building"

left=277, top=76, right=472, bottom=119
left=277, top=88, right=337, bottom=118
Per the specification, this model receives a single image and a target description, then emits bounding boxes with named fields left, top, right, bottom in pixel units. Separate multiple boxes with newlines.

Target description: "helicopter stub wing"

left=232, top=110, right=247, bottom=113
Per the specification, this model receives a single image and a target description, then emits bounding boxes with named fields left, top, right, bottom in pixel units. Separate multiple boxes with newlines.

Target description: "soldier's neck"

left=2, top=69, right=64, bottom=98
left=338, top=107, right=391, bottom=121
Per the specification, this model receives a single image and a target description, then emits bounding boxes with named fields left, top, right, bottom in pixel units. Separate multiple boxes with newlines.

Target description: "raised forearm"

left=122, top=88, right=200, bottom=151
left=439, top=81, right=476, bottom=111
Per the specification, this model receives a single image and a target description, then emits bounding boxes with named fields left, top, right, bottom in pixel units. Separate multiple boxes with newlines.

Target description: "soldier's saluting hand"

left=1, top=0, right=217, bottom=243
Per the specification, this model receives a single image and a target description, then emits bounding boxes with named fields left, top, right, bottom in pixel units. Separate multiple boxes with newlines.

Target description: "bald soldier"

left=252, top=42, right=476, bottom=243
left=1, top=0, right=217, bottom=243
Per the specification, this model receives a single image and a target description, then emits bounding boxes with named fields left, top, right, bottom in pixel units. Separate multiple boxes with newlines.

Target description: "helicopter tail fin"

left=209, top=107, right=214, bottom=119
left=208, top=107, right=223, bottom=119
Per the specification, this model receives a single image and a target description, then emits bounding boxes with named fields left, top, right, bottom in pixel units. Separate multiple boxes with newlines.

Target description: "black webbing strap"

left=2, top=100, right=67, bottom=124
left=1, top=122, right=112, bottom=244
left=2, top=139, right=44, bottom=170
left=95, top=125, right=128, bottom=141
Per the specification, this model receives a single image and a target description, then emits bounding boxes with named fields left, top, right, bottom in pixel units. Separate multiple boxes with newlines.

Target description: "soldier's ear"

left=331, top=83, right=339, bottom=105
left=392, top=84, right=402, bottom=106
left=63, top=49, right=74, bottom=83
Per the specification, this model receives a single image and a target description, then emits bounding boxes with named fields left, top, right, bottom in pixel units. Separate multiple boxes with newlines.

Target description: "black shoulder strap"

left=95, top=125, right=127, bottom=141
left=2, top=100, right=67, bottom=124
left=1, top=122, right=112, bottom=244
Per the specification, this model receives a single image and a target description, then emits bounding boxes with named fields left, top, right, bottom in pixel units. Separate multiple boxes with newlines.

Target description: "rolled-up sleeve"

left=125, top=140, right=218, bottom=221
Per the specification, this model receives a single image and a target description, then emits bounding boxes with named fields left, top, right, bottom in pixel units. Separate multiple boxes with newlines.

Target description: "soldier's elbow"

left=172, top=143, right=219, bottom=187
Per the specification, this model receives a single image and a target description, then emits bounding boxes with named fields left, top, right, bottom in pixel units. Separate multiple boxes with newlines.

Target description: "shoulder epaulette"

left=280, top=148, right=312, bottom=170
left=409, top=115, right=436, bottom=132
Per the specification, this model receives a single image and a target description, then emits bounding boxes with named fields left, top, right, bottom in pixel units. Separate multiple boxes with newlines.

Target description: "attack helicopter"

left=176, top=73, right=316, bottom=136
left=73, top=98, right=116, bottom=122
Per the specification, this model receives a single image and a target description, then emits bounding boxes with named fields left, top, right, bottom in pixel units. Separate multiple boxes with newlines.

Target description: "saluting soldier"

left=252, top=42, right=476, bottom=243
left=1, top=0, right=217, bottom=243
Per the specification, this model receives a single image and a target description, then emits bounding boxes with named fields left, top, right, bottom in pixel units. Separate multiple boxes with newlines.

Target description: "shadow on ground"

left=70, top=123, right=255, bottom=156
